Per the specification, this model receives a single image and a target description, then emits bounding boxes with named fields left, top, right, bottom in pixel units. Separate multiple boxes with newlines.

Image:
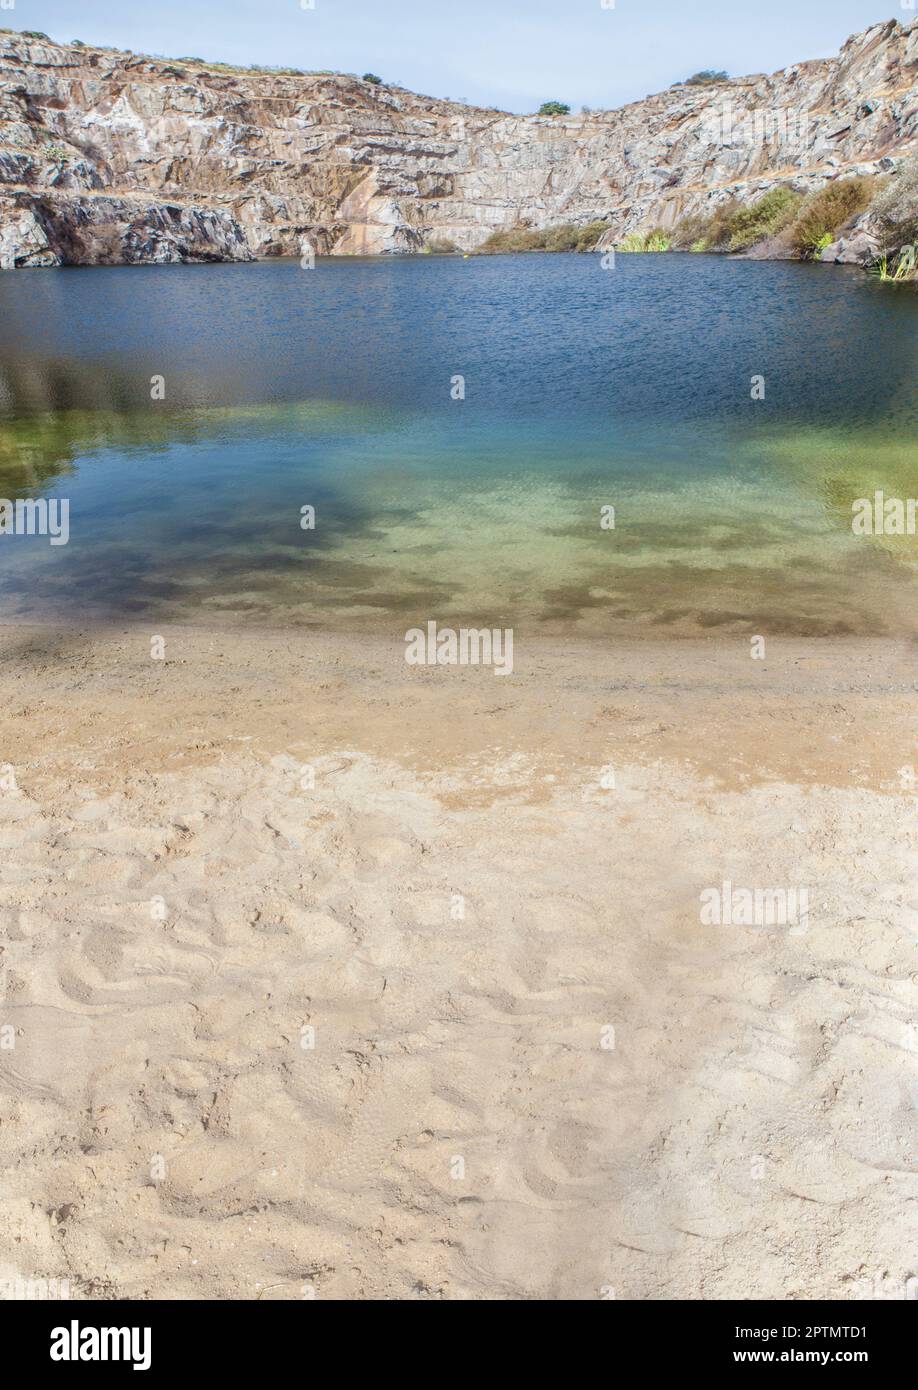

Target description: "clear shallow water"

left=0, top=253, right=916, bottom=638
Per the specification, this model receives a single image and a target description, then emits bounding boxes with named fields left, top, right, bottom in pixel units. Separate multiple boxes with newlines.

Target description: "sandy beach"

left=1, top=622, right=916, bottom=1299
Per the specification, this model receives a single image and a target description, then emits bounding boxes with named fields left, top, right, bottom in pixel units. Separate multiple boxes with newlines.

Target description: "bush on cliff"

left=788, top=176, right=875, bottom=256
left=669, top=213, right=710, bottom=250
left=479, top=227, right=550, bottom=252
left=673, top=198, right=740, bottom=252
left=478, top=222, right=607, bottom=253
left=684, top=70, right=729, bottom=85
left=724, top=187, right=803, bottom=250
left=872, top=157, right=918, bottom=244
left=538, top=102, right=570, bottom=116
left=673, top=189, right=801, bottom=253
left=574, top=221, right=609, bottom=250
left=617, top=229, right=671, bottom=252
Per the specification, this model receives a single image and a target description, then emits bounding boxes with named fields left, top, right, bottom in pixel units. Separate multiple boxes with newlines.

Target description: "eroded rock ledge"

left=1, top=19, right=916, bottom=267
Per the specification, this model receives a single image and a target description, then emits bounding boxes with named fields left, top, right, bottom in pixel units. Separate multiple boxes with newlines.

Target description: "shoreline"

left=0, top=246, right=889, bottom=272
left=3, top=620, right=918, bottom=789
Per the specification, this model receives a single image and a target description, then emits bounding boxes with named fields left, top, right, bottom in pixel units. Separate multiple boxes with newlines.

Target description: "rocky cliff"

left=1, top=18, right=916, bottom=267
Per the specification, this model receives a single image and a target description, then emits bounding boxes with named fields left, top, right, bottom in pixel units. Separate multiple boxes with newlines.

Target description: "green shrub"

left=671, top=198, right=740, bottom=252
left=617, top=229, right=671, bottom=252
left=703, top=198, right=743, bottom=250
left=478, top=221, right=606, bottom=254
left=678, top=198, right=737, bottom=252
left=479, top=226, right=543, bottom=253
left=788, top=177, right=874, bottom=256
left=672, top=191, right=800, bottom=253
left=575, top=221, right=609, bottom=251
left=538, top=101, right=570, bottom=116
left=669, top=213, right=710, bottom=250
left=724, top=187, right=803, bottom=250
left=685, top=70, right=729, bottom=86
left=869, top=244, right=917, bottom=282
left=362, top=73, right=382, bottom=84
left=22, top=31, right=51, bottom=40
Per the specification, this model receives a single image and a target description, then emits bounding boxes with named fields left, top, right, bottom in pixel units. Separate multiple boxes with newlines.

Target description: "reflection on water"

left=0, top=255, right=915, bottom=638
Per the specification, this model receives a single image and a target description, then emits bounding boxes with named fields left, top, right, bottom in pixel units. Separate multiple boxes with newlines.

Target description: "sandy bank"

left=1, top=624, right=916, bottom=1299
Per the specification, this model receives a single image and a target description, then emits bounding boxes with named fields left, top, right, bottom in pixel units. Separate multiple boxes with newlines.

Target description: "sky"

left=3, top=0, right=908, bottom=112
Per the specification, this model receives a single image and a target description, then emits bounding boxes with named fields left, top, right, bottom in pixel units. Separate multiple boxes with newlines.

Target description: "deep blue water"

left=0, top=252, right=915, bottom=637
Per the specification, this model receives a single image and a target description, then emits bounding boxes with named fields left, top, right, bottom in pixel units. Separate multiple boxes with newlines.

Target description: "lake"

left=0, top=252, right=915, bottom=639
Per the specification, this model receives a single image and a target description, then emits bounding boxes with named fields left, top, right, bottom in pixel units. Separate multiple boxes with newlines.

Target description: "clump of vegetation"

left=537, top=101, right=570, bottom=116
left=685, top=70, right=729, bottom=86
left=669, top=212, right=712, bottom=250
left=723, top=187, right=803, bottom=250
left=22, top=31, right=51, bottom=41
left=672, top=190, right=800, bottom=254
left=869, top=243, right=917, bottom=282
left=788, top=176, right=875, bottom=257
left=362, top=73, right=383, bottom=84
left=478, top=221, right=608, bottom=254
left=617, top=228, right=671, bottom=252
left=575, top=221, right=610, bottom=250
left=479, top=226, right=549, bottom=252
left=425, top=237, right=458, bottom=254
left=676, top=197, right=741, bottom=252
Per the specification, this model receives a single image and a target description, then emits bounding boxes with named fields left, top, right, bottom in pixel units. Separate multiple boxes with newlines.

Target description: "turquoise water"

left=0, top=253, right=916, bottom=637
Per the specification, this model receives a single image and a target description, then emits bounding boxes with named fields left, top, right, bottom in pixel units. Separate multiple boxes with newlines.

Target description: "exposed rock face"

left=0, top=191, right=253, bottom=267
left=1, top=19, right=916, bottom=266
left=819, top=212, right=885, bottom=264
